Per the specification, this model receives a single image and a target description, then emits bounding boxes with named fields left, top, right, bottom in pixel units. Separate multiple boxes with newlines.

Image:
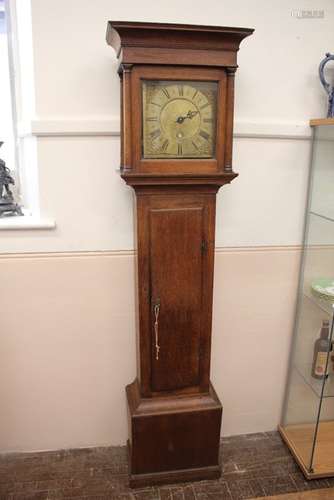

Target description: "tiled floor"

left=1, top=432, right=334, bottom=499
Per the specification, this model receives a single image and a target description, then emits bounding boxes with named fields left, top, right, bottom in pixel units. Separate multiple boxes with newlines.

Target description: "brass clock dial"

left=142, top=80, right=217, bottom=159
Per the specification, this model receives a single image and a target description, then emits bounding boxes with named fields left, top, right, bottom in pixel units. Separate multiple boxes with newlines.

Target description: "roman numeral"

left=146, top=117, right=158, bottom=122
left=192, top=90, right=198, bottom=100
left=203, top=118, right=213, bottom=123
left=161, top=139, right=169, bottom=152
left=151, top=102, right=161, bottom=108
left=150, top=129, right=161, bottom=140
left=200, top=102, right=210, bottom=110
left=177, top=143, right=183, bottom=156
left=192, top=141, right=199, bottom=151
left=178, top=85, right=184, bottom=96
left=199, top=130, right=210, bottom=141
left=161, top=87, right=170, bottom=99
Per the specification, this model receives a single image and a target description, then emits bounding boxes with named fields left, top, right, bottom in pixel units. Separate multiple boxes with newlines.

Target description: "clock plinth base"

left=126, top=379, right=222, bottom=487
left=127, top=445, right=221, bottom=488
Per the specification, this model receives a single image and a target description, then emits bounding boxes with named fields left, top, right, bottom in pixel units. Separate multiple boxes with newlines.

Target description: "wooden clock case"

left=106, top=21, right=253, bottom=487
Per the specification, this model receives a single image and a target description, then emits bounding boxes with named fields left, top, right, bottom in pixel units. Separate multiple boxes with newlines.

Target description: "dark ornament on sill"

left=0, top=141, right=23, bottom=217
left=319, top=52, right=334, bottom=118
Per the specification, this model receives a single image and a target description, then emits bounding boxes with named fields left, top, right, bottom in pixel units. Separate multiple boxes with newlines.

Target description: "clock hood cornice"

left=106, top=21, right=254, bottom=67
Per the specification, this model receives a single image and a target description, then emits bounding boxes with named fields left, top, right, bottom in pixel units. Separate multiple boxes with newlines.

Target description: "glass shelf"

left=294, top=363, right=334, bottom=398
left=309, top=211, right=334, bottom=224
left=304, top=292, right=334, bottom=316
left=307, top=212, right=334, bottom=246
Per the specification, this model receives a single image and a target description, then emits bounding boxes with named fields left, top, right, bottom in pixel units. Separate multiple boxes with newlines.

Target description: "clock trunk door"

left=149, top=199, right=205, bottom=392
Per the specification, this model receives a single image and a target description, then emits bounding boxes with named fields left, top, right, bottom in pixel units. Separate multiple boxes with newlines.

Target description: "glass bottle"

left=312, top=319, right=331, bottom=379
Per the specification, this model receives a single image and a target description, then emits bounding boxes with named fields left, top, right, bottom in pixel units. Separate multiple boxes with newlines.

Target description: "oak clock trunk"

left=106, top=21, right=253, bottom=487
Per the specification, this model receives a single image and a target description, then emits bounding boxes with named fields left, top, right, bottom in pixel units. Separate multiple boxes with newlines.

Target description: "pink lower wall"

left=0, top=247, right=300, bottom=452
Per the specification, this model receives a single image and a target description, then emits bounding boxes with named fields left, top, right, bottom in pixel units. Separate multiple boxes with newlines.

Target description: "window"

left=0, top=0, right=54, bottom=228
left=0, top=0, right=18, bottom=198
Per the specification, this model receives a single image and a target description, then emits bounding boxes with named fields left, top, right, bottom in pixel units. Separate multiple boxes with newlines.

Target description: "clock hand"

left=186, top=110, right=199, bottom=119
left=176, top=110, right=199, bottom=124
left=176, top=115, right=186, bottom=124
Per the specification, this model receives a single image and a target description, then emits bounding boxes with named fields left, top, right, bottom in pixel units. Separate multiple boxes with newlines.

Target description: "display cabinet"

left=279, top=118, right=334, bottom=479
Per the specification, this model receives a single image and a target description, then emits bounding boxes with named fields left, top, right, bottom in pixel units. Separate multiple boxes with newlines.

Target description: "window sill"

left=0, top=215, right=56, bottom=230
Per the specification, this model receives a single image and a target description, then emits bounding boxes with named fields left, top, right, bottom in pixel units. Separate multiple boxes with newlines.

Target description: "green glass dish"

left=311, top=278, right=334, bottom=302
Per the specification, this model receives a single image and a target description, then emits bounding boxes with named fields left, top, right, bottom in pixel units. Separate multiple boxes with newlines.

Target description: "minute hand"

left=176, top=110, right=199, bottom=124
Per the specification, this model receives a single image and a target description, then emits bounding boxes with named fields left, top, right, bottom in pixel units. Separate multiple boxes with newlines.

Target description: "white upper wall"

left=1, top=0, right=334, bottom=253
left=30, top=0, right=333, bottom=121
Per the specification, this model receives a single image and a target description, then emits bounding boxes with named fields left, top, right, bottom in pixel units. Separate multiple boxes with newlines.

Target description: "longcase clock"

left=106, top=21, right=253, bottom=487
